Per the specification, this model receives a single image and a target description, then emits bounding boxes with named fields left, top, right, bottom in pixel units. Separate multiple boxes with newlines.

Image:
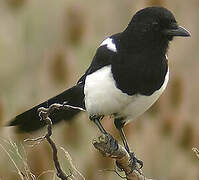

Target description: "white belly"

left=84, top=65, right=169, bottom=122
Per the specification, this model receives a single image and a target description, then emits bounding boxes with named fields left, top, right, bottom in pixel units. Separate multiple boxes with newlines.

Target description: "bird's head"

left=125, top=7, right=190, bottom=42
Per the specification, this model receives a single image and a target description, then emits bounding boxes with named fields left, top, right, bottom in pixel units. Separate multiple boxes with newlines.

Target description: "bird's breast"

left=118, top=68, right=169, bottom=122
left=84, top=65, right=169, bottom=119
left=84, top=65, right=132, bottom=115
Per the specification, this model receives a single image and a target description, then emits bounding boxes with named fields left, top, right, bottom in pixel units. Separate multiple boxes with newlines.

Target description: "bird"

left=8, top=6, right=190, bottom=169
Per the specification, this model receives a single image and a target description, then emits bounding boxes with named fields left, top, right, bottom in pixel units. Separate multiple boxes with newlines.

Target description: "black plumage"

left=9, top=84, right=85, bottom=132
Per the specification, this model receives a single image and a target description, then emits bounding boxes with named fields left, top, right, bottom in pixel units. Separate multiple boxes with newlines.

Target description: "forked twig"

left=24, top=103, right=85, bottom=180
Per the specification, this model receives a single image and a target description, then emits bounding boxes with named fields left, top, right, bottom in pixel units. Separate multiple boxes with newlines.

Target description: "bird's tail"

left=8, top=84, right=85, bottom=132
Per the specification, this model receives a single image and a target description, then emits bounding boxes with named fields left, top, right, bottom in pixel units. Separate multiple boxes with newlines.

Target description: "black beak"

left=163, top=26, right=191, bottom=37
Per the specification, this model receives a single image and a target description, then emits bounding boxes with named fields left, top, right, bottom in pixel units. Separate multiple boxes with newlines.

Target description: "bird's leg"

left=118, top=127, right=143, bottom=170
left=90, top=115, right=119, bottom=154
left=89, top=115, right=107, bottom=134
left=114, top=118, right=143, bottom=171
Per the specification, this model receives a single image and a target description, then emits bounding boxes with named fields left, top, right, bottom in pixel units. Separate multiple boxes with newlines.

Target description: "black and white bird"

left=9, top=7, right=190, bottom=168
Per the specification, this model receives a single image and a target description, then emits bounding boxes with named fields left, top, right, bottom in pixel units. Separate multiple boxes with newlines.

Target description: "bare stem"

left=93, top=134, right=155, bottom=180
left=24, top=103, right=84, bottom=180
left=38, top=107, right=71, bottom=180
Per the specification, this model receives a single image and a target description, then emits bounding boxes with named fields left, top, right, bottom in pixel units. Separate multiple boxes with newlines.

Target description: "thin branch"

left=24, top=102, right=85, bottom=180
left=44, top=118, right=69, bottom=180
left=93, top=134, right=155, bottom=180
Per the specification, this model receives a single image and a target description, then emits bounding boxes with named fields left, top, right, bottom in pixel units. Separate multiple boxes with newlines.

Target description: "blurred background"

left=0, top=0, right=198, bottom=179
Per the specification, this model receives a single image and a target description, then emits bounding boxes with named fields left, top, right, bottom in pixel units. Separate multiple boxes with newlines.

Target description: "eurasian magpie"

left=9, top=7, right=190, bottom=169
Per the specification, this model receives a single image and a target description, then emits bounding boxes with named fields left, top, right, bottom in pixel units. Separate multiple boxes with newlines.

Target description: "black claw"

left=116, top=160, right=124, bottom=172
left=137, top=159, right=143, bottom=169
left=115, top=152, right=143, bottom=172
left=129, top=152, right=143, bottom=170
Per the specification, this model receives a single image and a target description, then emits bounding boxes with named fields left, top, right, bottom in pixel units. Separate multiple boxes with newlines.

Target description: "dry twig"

left=93, top=134, right=155, bottom=180
left=25, top=103, right=85, bottom=180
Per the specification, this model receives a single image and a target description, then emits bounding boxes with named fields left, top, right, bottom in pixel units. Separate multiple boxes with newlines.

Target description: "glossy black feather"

left=111, top=33, right=168, bottom=96
left=9, top=84, right=85, bottom=132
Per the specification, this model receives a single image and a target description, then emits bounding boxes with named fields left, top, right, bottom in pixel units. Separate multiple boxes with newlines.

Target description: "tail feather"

left=8, top=84, right=85, bottom=132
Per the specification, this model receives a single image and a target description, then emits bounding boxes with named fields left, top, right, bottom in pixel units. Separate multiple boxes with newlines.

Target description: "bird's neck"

left=120, top=30, right=169, bottom=56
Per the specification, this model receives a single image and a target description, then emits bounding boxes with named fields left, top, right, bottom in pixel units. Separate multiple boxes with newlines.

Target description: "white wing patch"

left=100, top=38, right=117, bottom=52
